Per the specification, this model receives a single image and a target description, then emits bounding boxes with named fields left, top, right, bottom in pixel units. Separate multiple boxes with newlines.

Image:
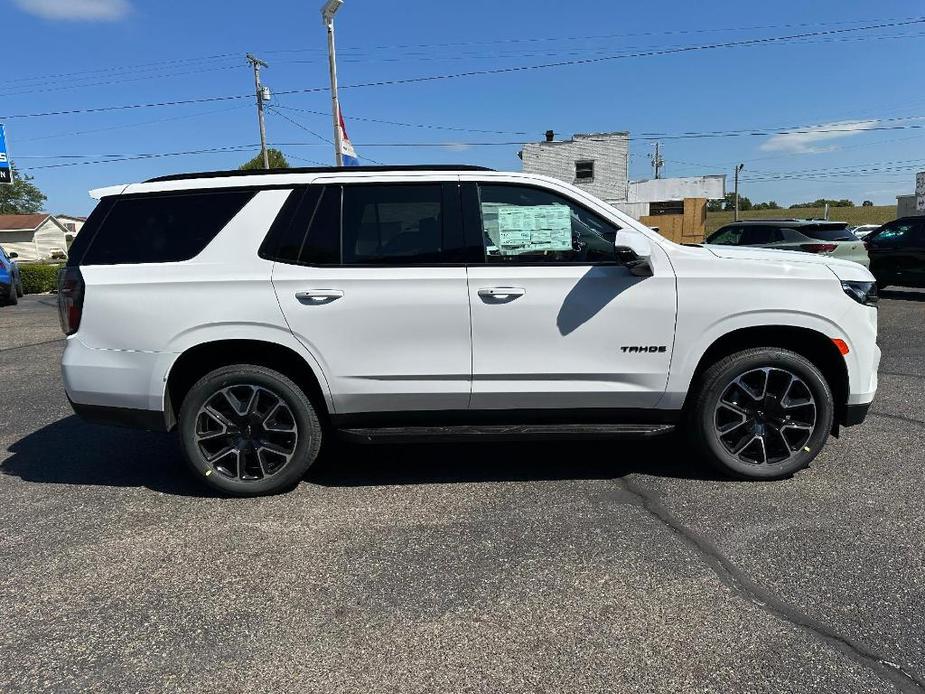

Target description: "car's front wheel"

left=178, top=364, right=322, bottom=496
left=687, top=348, right=834, bottom=480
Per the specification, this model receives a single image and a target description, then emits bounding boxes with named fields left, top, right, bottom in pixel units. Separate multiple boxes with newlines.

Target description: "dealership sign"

left=0, top=125, right=11, bottom=185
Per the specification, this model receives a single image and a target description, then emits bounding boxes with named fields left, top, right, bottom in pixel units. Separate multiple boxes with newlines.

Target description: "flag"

left=338, top=109, right=359, bottom=167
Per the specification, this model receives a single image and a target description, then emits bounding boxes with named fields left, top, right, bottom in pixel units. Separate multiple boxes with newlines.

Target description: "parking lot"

left=0, top=291, right=922, bottom=693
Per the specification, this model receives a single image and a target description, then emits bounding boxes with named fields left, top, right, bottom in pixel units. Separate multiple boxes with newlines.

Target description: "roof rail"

left=146, top=164, right=495, bottom=183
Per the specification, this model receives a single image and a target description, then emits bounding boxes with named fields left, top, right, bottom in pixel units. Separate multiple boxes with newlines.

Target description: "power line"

left=5, top=17, right=922, bottom=121
left=273, top=105, right=530, bottom=136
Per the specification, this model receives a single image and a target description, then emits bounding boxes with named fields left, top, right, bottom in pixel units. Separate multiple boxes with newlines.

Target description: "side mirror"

left=614, top=229, right=653, bottom=277
left=8, top=252, right=17, bottom=259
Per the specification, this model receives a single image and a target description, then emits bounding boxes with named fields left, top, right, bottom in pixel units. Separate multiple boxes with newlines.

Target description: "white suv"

left=59, top=166, right=880, bottom=496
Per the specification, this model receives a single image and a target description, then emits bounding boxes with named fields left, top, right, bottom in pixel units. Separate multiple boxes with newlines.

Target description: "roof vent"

left=545, top=129, right=555, bottom=142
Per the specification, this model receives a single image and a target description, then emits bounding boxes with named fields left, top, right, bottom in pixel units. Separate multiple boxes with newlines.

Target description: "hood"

left=705, top=245, right=873, bottom=282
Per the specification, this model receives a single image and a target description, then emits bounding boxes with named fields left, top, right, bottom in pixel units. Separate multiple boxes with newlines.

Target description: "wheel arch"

left=164, top=339, right=333, bottom=431
left=682, top=325, right=849, bottom=430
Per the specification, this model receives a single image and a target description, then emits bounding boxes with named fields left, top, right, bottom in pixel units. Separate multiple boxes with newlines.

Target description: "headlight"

left=841, top=280, right=878, bottom=307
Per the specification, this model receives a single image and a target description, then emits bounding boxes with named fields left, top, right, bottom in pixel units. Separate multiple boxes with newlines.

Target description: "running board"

left=337, top=423, right=675, bottom=444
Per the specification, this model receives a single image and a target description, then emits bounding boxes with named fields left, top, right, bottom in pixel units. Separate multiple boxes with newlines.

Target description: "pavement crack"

left=619, top=476, right=925, bottom=694
left=0, top=338, right=65, bottom=353
left=870, top=411, right=925, bottom=426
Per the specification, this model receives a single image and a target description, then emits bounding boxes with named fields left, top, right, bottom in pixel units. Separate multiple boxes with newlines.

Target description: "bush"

left=19, top=263, right=62, bottom=294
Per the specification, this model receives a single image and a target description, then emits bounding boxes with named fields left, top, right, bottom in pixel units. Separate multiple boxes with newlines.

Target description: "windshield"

left=799, top=224, right=855, bottom=242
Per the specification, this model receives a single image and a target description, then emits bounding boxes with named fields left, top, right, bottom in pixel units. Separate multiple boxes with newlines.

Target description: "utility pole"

left=246, top=53, right=270, bottom=170
left=650, top=141, right=664, bottom=179
left=322, top=0, right=345, bottom=166
left=734, top=163, right=745, bottom=221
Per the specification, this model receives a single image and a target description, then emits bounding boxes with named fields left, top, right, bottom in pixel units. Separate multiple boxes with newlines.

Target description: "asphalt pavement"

left=0, top=290, right=923, bottom=693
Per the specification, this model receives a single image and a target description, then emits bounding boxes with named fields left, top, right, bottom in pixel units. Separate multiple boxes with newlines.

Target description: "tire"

left=4, top=282, right=17, bottom=306
left=686, top=348, right=834, bottom=480
left=178, top=364, right=322, bottom=496
left=16, top=278, right=23, bottom=298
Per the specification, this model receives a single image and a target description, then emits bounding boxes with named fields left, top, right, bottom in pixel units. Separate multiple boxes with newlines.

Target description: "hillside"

left=705, top=205, right=896, bottom=234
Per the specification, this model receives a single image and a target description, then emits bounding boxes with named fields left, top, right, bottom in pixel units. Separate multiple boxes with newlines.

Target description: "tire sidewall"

left=693, top=349, right=834, bottom=480
left=179, top=365, right=321, bottom=496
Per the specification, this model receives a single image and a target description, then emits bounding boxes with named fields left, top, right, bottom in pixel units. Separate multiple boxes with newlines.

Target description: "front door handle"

left=295, top=289, right=344, bottom=304
left=478, top=286, right=526, bottom=301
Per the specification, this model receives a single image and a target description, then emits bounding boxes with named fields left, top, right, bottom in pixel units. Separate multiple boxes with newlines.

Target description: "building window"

left=575, top=160, right=594, bottom=182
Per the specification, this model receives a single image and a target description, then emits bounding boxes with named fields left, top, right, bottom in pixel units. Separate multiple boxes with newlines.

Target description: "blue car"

left=0, top=245, right=22, bottom=306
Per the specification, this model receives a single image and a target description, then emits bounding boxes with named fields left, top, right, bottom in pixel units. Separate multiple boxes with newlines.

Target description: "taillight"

left=57, top=267, right=85, bottom=335
left=800, top=243, right=837, bottom=254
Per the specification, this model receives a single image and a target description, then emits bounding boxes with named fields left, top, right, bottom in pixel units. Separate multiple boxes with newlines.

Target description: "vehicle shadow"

left=1, top=416, right=724, bottom=496
left=1, top=416, right=207, bottom=497
left=880, top=288, right=925, bottom=302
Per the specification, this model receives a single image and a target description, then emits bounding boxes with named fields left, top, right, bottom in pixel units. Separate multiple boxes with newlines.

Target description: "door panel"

left=467, top=264, right=676, bottom=409
left=274, top=265, right=471, bottom=413
left=270, top=181, right=471, bottom=414
left=465, top=182, right=677, bottom=411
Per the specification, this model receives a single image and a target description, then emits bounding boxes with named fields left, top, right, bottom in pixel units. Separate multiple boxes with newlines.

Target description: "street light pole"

left=734, top=163, right=745, bottom=221
left=322, top=0, right=345, bottom=167
left=246, top=53, right=270, bottom=170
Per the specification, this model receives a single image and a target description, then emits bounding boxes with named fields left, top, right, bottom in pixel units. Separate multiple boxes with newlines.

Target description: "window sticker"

left=485, top=204, right=573, bottom=255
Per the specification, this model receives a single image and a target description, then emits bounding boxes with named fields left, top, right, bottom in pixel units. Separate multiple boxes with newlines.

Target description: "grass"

left=705, top=205, right=897, bottom=234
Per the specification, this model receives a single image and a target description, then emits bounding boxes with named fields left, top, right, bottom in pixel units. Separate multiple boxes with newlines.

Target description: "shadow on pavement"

left=880, top=288, right=925, bottom=302
left=307, top=434, right=723, bottom=487
left=1, top=416, right=723, bottom=495
left=1, top=416, right=206, bottom=497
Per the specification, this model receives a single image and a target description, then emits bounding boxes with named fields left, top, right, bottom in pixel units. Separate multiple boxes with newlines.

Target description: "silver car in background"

left=705, top=219, right=869, bottom=267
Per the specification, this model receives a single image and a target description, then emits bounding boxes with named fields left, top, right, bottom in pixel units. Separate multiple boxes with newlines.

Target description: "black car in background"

left=865, top=216, right=925, bottom=289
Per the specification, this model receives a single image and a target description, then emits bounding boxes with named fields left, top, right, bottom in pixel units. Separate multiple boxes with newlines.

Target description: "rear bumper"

left=842, top=401, right=871, bottom=427
left=68, top=397, right=169, bottom=432
left=62, top=336, right=174, bottom=411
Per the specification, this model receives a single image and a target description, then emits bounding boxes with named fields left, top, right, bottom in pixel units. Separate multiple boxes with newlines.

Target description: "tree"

left=862, top=200, right=874, bottom=207
left=752, top=201, right=781, bottom=210
left=790, top=198, right=855, bottom=209
left=715, top=192, right=751, bottom=211
left=0, top=163, right=47, bottom=215
left=239, top=148, right=290, bottom=170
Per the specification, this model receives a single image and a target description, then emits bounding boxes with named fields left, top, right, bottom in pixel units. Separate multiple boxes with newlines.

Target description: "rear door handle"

left=295, top=289, right=344, bottom=304
left=478, top=286, right=525, bottom=300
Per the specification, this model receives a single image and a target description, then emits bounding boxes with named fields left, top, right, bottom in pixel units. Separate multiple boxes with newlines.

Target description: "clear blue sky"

left=2, top=0, right=923, bottom=215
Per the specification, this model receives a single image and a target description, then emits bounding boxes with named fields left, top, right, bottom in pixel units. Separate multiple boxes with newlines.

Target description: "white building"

left=520, top=131, right=629, bottom=203
left=0, top=214, right=71, bottom=261
left=56, top=214, right=87, bottom=246
left=519, top=131, right=725, bottom=220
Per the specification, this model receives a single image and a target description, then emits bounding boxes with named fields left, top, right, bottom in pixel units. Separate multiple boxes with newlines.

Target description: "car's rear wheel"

left=178, top=364, right=322, bottom=496
left=687, top=348, right=834, bottom=480
left=15, top=278, right=23, bottom=298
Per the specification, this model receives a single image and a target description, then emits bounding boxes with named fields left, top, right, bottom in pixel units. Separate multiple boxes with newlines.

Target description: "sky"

left=2, top=0, right=923, bottom=215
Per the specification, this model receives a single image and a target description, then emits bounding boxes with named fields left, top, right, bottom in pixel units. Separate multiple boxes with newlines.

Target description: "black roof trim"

left=146, top=164, right=495, bottom=183
left=732, top=218, right=848, bottom=225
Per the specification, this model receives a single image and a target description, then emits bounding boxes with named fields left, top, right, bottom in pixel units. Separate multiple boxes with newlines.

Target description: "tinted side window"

left=871, top=221, right=915, bottom=246
left=477, top=184, right=618, bottom=263
left=342, top=184, right=443, bottom=265
left=740, top=227, right=775, bottom=245
left=707, top=226, right=743, bottom=245
left=259, top=188, right=316, bottom=263
left=65, top=197, right=115, bottom=267
left=800, top=224, right=855, bottom=241
left=81, top=190, right=254, bottom=265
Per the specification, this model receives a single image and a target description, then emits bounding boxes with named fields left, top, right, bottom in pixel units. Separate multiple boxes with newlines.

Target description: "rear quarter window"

left=799, top=224, right=855, bottom=242
left=78, top=190, right=255, bottom=265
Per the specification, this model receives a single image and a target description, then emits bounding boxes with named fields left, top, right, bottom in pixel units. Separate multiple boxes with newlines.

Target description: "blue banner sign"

left=0, top=125, right=11, bottom=185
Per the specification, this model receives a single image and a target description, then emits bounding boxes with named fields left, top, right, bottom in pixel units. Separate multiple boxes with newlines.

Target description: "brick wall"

left=521, top=132, right=629, bottom=202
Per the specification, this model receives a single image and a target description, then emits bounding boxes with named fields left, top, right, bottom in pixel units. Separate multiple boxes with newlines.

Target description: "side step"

left=337, top=423, right=675, bottom=444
